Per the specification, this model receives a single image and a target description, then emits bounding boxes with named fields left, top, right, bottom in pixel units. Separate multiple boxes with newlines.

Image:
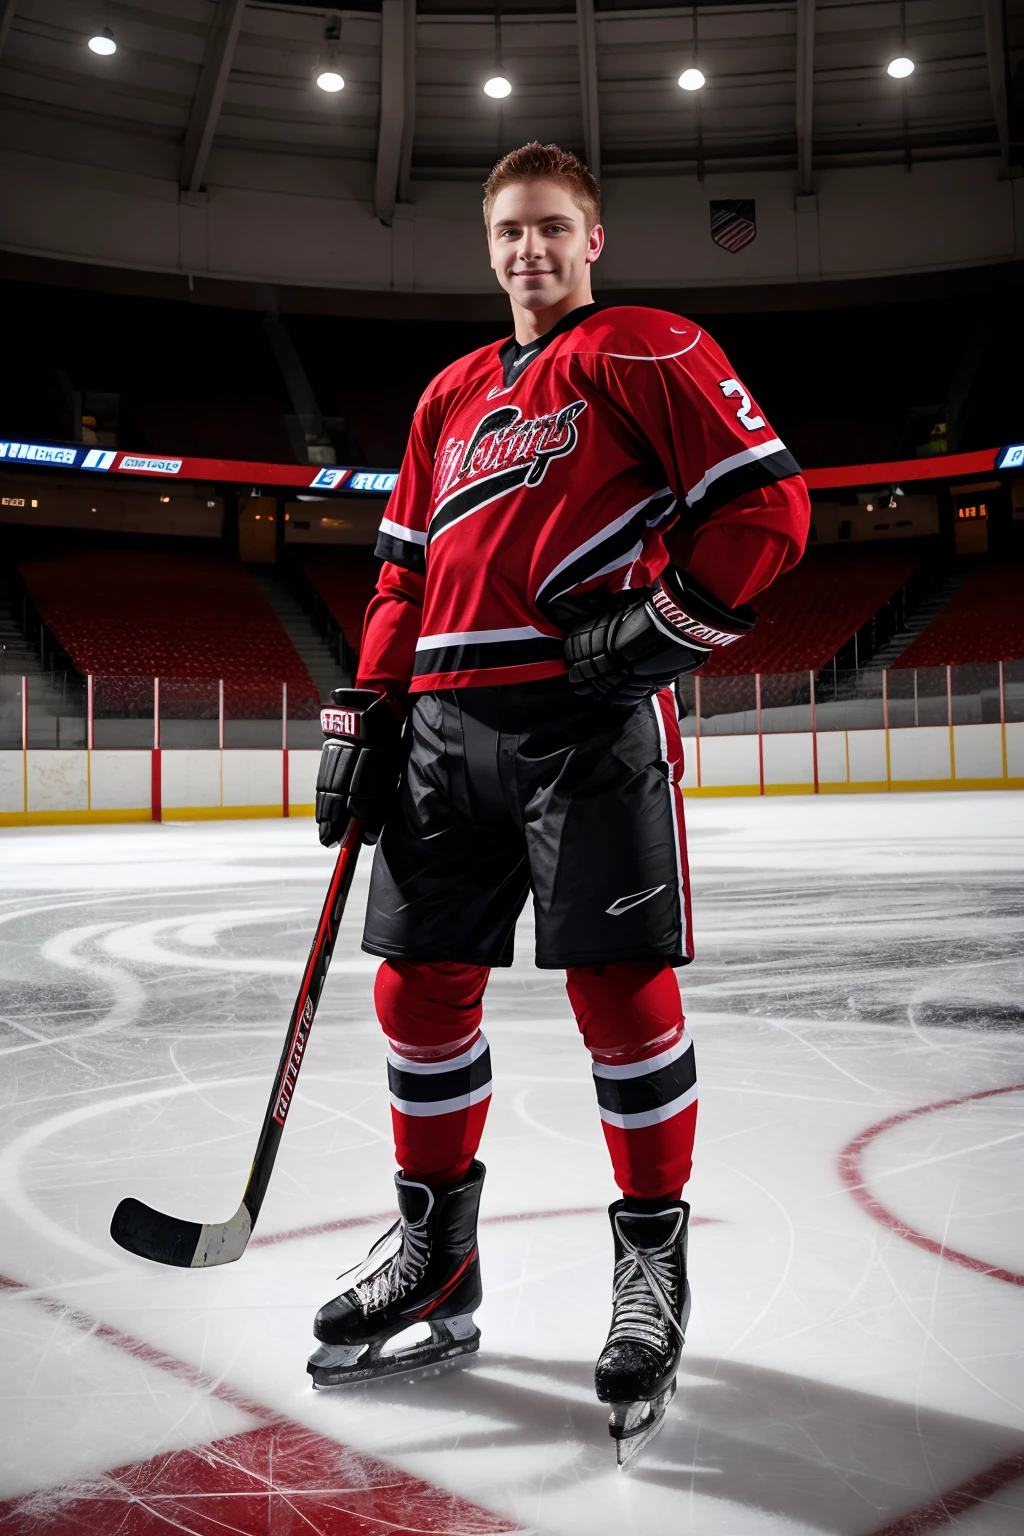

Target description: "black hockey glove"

left=316, top=688, right=403, bottom=848
left=560, top=568, right=755, bottom=706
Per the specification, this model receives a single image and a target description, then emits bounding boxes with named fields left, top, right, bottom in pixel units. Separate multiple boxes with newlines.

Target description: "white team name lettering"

left=321, top=707, right=358, bottom=737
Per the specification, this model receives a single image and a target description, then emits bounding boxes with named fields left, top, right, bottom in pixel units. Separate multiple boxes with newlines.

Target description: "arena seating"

left=700, top=547, right=920, bottom=676
left=18, top=549, right=318, bottom=715
left=290, top=548, right=381, bottom=652
left=892, top=556, right=1024, bottom=668
left=292, top=545, right=923, bottom=679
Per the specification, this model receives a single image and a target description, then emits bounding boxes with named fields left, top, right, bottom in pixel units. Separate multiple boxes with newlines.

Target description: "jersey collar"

left=496, top=302, right=598, bottom=389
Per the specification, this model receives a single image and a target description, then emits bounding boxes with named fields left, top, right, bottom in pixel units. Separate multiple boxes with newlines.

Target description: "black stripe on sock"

left=388, top=1046, right=493, bottom=1106
left=593, top=1046, right=696, bottom=1118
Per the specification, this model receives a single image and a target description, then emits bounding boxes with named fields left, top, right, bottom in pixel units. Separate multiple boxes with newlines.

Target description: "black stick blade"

left=110, top=1197, right=202, bottom=1268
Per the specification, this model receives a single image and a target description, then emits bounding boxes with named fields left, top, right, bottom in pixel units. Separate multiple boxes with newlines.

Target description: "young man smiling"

left=307, top=142, right=809, bottom=1464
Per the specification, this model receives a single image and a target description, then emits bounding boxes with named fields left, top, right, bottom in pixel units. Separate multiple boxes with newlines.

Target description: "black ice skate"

left=307, top=1160, right=484, bottom=1387
left=594, top=1199, right=690, bottom=1468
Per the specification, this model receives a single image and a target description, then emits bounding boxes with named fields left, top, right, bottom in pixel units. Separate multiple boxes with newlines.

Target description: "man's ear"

left=586, top=223, right=605, bottom=266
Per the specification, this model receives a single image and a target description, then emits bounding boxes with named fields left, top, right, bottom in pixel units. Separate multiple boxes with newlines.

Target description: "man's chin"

left=509, top=285, right=565, bottom=310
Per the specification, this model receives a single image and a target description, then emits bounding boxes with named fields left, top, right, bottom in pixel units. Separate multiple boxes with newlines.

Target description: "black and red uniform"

left=357, top=304, right=809, bottom=1200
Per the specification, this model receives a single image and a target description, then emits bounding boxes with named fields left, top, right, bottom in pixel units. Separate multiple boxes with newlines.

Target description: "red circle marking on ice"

left=838, top=1082, right=1024, bottom=1288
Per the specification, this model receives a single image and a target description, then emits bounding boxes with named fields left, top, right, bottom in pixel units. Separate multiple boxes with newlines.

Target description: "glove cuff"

left=649, top=568, right=755, bottom=653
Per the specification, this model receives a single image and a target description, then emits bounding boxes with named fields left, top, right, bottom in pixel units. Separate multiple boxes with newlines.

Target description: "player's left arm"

left=561, top=330, right=809, bottom=702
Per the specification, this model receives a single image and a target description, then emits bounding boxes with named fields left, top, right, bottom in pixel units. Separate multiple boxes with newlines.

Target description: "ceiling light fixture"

left=678, top=68, right=705, bottom=91
left=316, top=70, right=345, bottom=92
left=484, top=75, right=512, bottom=99
left=88, top=28, right=116, bottom=56
left=887, top=56, right=914, bottom=78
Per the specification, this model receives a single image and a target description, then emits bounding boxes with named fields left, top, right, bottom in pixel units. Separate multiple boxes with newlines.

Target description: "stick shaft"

left=241, top=820, right=362, bottom=1224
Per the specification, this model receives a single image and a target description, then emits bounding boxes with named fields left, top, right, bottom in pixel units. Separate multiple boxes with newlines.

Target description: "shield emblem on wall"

left=710, top=200, right=756, bottom=252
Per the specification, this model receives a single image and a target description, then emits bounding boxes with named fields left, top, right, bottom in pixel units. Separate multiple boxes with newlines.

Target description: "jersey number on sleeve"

left=719, top=378, right=765, bottom=432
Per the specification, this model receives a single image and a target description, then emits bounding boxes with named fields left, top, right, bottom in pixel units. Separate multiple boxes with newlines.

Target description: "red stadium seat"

left=291, top=548, right=381, bottom=653
left=19, top=549, right=319, bottom=717
left=892, top=556, right=1024, bottom=668
left=700, top=547, right=920, bottom=676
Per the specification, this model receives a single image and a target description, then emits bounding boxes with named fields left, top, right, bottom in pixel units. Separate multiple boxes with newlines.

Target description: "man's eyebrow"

left=492, top=213, right=578, bottom=229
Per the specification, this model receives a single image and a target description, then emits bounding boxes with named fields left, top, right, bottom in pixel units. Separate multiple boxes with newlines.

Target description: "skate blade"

left=613, top=1408, right=666, bottom=1469
left=309, top=1334, right=479, bottom=1389
left=608, top=1380, right=676, bottom=1470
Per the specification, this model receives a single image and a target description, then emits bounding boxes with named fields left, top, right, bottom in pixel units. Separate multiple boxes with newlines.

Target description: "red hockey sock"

left=374, top=959, right=492, bottom=1186
left=565, top=960, right=696, bottom=1200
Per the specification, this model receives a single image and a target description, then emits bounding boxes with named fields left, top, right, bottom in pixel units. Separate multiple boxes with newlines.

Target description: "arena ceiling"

left=0, top=0, right=1018, bottom=228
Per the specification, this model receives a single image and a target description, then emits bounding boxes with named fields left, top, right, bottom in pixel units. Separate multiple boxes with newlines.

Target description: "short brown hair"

left=483, top=142, right=601, bottom=230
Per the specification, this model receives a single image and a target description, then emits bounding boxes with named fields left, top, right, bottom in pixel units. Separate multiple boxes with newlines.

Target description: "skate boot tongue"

left=394, top=1174, right=434, bottom=1227
left=615, top=1207, right=683, bottom=1250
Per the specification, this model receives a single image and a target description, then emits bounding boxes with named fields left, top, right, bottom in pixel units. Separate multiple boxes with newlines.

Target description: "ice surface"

left=0, top=793, right=1022, bottom=1534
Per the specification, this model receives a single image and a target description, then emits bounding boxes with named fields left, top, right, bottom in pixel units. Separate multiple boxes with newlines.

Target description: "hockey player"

left=307, top=142, right=810, bottom=1464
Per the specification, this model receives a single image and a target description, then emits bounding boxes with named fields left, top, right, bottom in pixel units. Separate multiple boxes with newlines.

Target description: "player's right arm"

left=315, top=394, right=437, bottom=844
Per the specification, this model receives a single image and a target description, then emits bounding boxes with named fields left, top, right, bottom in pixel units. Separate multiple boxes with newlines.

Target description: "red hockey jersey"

left=359, top=305, right=809, bottom=697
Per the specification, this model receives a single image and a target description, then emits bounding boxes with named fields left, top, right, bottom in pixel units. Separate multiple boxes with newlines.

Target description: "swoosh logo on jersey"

left=606, top=884, right=667, bottom=917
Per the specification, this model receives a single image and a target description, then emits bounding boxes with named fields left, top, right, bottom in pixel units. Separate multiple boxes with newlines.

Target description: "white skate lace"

left=605, top=1232, right=684, bottom=1353
left=341, top=1216, right=431, bottom=1316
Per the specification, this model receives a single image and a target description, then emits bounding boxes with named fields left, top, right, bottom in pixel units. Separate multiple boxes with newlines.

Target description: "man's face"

left=487, top=179, right=603, bottom=311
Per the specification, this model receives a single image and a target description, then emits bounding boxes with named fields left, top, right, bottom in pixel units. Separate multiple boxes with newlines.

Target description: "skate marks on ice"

left=3, top=1261, right=1023, bottom=1536
left=0, top=1272, right=516, bottom=1536
left=1, top=807, right=1024, bottom=1531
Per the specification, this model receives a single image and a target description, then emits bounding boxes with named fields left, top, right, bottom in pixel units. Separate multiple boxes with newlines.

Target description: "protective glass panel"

left=910, top=667, right=950, bottom=727
left=286, top=678, right=325, bottom=749
left=1004, top=659, right=1024, bottom=724
left=950, top=663, right=1001, bottom=725
left=92, top=677, right=156, bottom=750
left=812, top=667, right=883, bottom=731
left=696, top=674, right=758, bottom=735
left=25, top=667, right=87, bottom=749
left=159, top=678, right=221, bottom=749
left=0, top=674, right=23, bottom=750
left=885, top=668, right=918, bottom=729
left=759, top=672, right=813, bottom=734
left=223, top=679, right=286, bottom=749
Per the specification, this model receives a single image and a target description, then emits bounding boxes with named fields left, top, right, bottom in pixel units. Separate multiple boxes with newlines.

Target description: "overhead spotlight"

left=88, top=27, right=116, bottom=56
left=316, top=70, right=345, bottom=92
left=678, top=68, right=705, bottom=91
left=484, top=76, right=512, bottom=99
left=887, top=56, right=914, bottom=79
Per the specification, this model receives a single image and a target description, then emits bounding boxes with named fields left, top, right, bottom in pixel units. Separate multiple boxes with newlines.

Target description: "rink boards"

left=0, top=726, right=1022, bottom=823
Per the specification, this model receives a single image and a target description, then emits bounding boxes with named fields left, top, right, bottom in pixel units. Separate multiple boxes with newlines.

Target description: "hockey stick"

left=110, top=817, right=363, bottom=1268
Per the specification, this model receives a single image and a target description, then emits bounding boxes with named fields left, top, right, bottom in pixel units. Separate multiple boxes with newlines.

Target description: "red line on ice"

left=863, top=1447, right=1024, bottom=1535
left=0, top=1270, right=518, bottom=1536
left=837, top=1082, right=1024, bottom=1288
left=250, top=1204, right=722, bottom=1249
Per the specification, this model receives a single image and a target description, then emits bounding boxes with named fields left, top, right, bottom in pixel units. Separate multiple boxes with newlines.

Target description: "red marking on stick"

left=837, top=1082, right=1024, bottom=1288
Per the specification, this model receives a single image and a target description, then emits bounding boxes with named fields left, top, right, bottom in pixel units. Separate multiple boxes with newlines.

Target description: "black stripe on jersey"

left=688, top=448, right=802, bottom=522
left=413, top=635, right=563, bottom=678
left=536, top=488, right=677, bottom=615
left=375, top=530, right=426, bottom=573
left=387, top=1044, right=492, bottom=1109
left=592, top=1042, right=697, bottom=1121
left=428, top=465, right=531, bottom=544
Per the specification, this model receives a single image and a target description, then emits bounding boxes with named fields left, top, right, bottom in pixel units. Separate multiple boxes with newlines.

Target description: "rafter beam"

left=180, top=0, right=246, bottom=196
left=576, top=0, right=601, bottom=181
left=0, top=1, right=19, bottom=60
left=795, top=0, right=815, bottom=195
left=980, top=0, right=1011, bottom=173
left=375, top=0, right=408, bottom=225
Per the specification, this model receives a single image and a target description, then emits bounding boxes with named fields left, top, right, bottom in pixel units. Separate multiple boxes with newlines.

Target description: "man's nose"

left=517, top=228, right=543, bottom=262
